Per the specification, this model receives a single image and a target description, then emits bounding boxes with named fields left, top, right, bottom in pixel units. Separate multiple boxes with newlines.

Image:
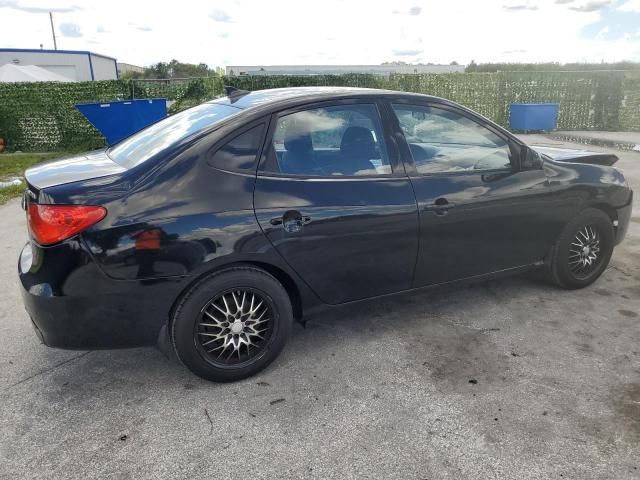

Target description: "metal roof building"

left=117, top=62, right=145, bottom=77
left=226, top=64, right=465, bottom=76
left=0, top=48, right=118, bottom=81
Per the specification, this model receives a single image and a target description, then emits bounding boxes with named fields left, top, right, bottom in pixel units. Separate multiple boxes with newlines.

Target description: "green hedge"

left=0, top=81, right=130, bottom=152
left=0, top=71, right=637, bottom=152
left=620, top=73, right=640, bottom=133
left=0, top=77, right=224, bottom=152
left=225, top=71, right=631, bottom=131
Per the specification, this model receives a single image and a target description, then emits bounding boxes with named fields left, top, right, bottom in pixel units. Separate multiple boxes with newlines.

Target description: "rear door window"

left=261, top=104, right=391, bottom=176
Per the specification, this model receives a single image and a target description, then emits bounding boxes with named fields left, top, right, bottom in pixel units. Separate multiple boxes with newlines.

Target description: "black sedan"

left=18, top=87, right=633, bottom=382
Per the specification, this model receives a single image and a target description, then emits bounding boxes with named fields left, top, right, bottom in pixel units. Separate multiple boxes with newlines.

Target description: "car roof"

left=207, top=86, right=440, bottom=111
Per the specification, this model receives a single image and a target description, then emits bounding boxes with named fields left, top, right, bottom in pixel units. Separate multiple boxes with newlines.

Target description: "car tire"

left=171, top=266, right=293, bottom=382
left=546, top=208, right=614, bottom=289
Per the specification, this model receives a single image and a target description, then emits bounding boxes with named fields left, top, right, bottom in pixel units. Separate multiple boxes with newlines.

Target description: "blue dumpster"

left=509, top=103, right=560, bottom=131
left=76, top=98, right=167, bottom=145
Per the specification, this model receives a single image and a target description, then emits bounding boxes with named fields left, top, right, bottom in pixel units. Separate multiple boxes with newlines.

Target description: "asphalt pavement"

left=1, top=135, right=639, bottom=479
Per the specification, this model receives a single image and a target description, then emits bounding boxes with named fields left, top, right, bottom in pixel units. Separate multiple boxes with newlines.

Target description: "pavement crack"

left=7, top=351, right=91, bottom=389
left=609, top=264, right=633, bottom=277
left=204, top=408, right=213, bottom=435
left=447, top=320, right=500, bottom=334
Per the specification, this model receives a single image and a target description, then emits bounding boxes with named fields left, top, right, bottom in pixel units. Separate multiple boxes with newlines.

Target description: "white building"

left=0, top=64, right=74, bottom=82
left=226, top=64, right=465, bottom=76
left=0, top=48, right=118, bottom=81
left=117, top=62, right=145, bottom=77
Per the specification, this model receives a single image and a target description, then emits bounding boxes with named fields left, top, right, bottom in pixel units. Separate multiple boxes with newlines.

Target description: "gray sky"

left=1, top=0, right=639, bottom=67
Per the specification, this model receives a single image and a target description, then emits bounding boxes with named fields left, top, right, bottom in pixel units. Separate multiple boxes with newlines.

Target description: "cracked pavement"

left=1, top=135, right=639, bottom=479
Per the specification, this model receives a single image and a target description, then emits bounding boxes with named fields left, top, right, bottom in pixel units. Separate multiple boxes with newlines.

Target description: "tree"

left=120, top=70, right=144, bottom=80
left=464, top=61, right=640, bottom=73
left=144, top=60, right=218, bottom=79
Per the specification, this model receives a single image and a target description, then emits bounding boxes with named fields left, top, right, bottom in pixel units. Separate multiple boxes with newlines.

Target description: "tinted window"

left=209, top=124, right=265, bottom=171
left=262, top=104, right=391, bottom=176
left=392, top=104, right=512, bottom=174
left=108, top=103, right=241, bottom=168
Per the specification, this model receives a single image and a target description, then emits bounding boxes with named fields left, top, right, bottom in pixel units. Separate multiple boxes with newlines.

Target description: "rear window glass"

left=107, top=103, right=241, bottom=168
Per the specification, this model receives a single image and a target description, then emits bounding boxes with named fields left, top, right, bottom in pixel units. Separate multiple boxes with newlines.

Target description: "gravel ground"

left=1, top=135, right=639, bottom=479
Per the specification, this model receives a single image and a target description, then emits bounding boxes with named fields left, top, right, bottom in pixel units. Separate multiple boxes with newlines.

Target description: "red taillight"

left=27, top=204, right=106, bottom=246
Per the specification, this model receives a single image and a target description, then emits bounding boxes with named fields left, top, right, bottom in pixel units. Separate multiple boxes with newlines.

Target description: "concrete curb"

left=0, top=177, right=23, bottom=188
left=547, top=133, right=640, bottom=153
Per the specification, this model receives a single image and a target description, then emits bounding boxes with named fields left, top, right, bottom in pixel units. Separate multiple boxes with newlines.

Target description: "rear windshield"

left=107, top=103, right=241, bottom=168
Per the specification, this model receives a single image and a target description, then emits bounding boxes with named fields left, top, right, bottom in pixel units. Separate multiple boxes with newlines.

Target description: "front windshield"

left=107, top=103, right=241, bottom=168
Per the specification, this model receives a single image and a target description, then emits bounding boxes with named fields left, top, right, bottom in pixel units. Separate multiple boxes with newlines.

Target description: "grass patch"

left=0, top=152, right=68, bottom=205
left=0, top=183, right=26, bottom=205
left=0, top=152, right=64, bottom=178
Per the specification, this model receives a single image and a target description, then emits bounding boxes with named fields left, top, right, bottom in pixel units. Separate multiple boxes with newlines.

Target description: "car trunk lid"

left=24, top=149, right=126, bottom=190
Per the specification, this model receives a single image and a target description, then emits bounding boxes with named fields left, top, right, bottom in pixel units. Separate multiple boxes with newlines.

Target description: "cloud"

left=503, top=3, right=539, bottom=10
left=0, top=0, right=81, bottom=13
left=2, top=0, right=640, bottom=67
left=580, top=6, right=640, bottom=39
left=392, top=48, right=423, bottom=56
left=393, top=6, right=422, bottom=15
left=569, top=0, right=611, bottom=12
left=555, top=0, right=574, bottom=3
left=503, top=48, right=528, bottom=53
left=209, top=9, right=231, bottom=22
left=619, top=0, right=640, bottom=13
left=59, top=22, right=82, bottom=38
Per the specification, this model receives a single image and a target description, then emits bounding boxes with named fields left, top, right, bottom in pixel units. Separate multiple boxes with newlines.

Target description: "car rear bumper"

left=20, top=282, right=158, bottom=349
left=18, top=239, right=179, bottom=350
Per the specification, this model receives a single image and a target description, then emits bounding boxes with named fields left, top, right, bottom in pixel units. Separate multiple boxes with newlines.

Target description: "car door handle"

left=270, top=213, right=311, bottom=233
left=270, top=215, right=311, bottom=226
left=424, top=199, right=456, bottom=216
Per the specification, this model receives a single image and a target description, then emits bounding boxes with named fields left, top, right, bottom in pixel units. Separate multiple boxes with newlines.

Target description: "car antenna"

left=224, top=85, right=250, bottom=103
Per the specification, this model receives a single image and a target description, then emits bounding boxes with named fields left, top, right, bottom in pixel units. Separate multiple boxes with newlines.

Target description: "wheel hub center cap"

left=230, top=320, right=244, bottom=334
left=583, top=246, right=590, bottom=255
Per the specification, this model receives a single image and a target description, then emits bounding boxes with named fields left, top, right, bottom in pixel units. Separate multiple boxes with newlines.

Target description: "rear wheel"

left=546, top=208, right=614, bottom=289
left=171, top=267, right=293, bottom=382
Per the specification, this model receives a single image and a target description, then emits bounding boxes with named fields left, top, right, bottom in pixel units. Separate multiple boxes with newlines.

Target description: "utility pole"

left=49, top=12, right=57, bottom=50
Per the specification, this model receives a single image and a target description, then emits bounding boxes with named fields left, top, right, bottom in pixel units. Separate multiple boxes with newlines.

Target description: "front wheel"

left=546, top=208, right=614, bottom=289
left=171, top=267, right=293, bottom=382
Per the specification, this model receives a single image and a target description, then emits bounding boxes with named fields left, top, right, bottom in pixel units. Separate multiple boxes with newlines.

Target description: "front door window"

left=392, top=104, right=513, bottom=174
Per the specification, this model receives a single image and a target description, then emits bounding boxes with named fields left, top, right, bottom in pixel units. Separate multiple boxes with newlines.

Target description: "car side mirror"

left=521, top=146, right=543, bottom=170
